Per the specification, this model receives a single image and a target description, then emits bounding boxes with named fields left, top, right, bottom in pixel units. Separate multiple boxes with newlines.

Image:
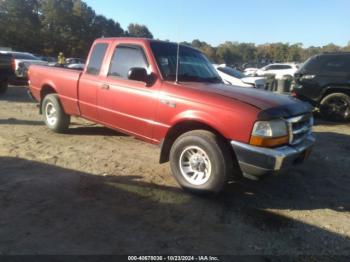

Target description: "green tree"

left=190, top=39, right=218, bottom=62
left=0, top=0, right=127, bottom=57
left=343, top=42, right=350, bottom=52
left=216, top=42, right=242, bottom=65
left=127, top=23, right=153, bottom=39
left=288, top=43, right=303, bottom=62
left=236, top=43, right=256, bottom=62
left=0, top=0, right=42, bottom=53
left=321, top=43, right=341, bottom=53
left=256, top=44, right=273, bottom=62
left=39, top=0, right=124, bottom=57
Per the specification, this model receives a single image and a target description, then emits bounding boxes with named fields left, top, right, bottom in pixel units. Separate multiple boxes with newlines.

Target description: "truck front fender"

left=170, top=109, right=230, bottom=138
left=159, top=110, right=233, bottom=164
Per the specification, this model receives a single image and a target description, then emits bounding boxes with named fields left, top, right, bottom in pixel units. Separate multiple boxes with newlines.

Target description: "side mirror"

left=128, top=67, right=148, bottom=83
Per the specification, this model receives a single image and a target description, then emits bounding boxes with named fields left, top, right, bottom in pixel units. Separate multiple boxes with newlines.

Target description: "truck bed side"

left=29, top=65, right=81, bottom=116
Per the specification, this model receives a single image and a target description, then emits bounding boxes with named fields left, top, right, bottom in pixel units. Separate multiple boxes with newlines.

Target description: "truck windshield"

left=150, top=42, right=222, bottom=83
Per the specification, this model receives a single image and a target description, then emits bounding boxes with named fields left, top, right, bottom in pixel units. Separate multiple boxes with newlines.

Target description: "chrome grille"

left=287, top=114, right=313, bottom=145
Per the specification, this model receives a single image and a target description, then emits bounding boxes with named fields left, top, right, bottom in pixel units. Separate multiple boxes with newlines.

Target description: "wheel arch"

left=159, top=119, right=237, bottom=166
left=39, top=84, right=58, bottom=114
left=319, top=86, right=350, bottom=104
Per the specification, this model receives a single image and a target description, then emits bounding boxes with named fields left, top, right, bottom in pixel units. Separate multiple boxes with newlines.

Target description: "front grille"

left=287, top=114, right=313, bottom=145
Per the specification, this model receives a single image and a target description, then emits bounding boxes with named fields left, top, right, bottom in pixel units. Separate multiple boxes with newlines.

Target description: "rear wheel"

left=42, top=94, right=70, bottom=132
left=169, top=130, right=233, bottom=194
left=0, top=80, right=8, bottom=95
left=320, top=93, right=350, bottom=122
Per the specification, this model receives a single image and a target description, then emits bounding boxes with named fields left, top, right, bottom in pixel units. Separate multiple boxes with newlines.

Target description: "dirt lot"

left=0, top=86, right=349, bottom=256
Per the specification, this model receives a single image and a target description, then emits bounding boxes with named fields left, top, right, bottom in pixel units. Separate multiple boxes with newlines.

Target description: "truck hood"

left=183, top=82, right=312, bottom=119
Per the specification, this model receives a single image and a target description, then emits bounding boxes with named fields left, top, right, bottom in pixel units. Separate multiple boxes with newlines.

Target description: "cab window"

left=108, top=45, right=149, bottom=79
left=86, top=43, right=108, bottom=75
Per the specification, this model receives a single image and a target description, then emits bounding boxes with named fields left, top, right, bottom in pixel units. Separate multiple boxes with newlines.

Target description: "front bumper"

left=231, top=135, right=315, bottom=178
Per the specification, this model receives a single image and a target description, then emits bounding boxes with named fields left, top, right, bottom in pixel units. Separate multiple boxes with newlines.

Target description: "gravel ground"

left=0, top=86, right=349, bottom=256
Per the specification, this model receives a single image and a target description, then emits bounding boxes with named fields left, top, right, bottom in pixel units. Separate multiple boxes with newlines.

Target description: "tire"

left=320, top=93, right=350, bottom=122
left=42, top=94, right=70, bottom=132
left=0, top=80, right=8, bottom=95
left=169, top=130, right=233, bottom=194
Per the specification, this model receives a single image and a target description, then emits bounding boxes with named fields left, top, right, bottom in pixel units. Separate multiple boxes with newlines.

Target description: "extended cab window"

left=86, top=43, right=108, bottom=75
left=108, top=45, right=148, bottom=79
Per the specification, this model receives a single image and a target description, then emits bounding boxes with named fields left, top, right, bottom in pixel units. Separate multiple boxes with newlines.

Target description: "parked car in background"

left=47, top=57, right=85, bottom=70
left=28, top=38, right=315, bottom=193
left=66, top=63, right=85, bottom=70
left=241, top=62, right=270, bottom=75
left=33, top=54, right=56, bottom=63
left=214, top=64, right=267, bottom=89
left=41, top=56, right=57, bottom=63
left=244, top=67, right=260, bottom=76
left=64, top=57, right=85, bottom=70
left=65, top=58, right=85, bottom=65
left=0, top=53, right=15, bottom=94
left=0, top=51, right=48, bottom=80
left=293, top=52, right=350, bottom=121
left=246, top=63, right=299, bottom=78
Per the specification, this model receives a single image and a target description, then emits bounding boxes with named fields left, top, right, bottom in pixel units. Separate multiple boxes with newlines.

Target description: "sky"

left=84, top=0, right=350, bottom=47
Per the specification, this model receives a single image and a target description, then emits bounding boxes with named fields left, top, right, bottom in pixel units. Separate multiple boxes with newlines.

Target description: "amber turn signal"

left=250, top=135, right=289, bottom=148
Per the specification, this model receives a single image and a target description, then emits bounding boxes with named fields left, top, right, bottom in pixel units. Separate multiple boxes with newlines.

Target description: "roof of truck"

left=96, top=37, right=151, bottom=42
left=94, top=37, right=198, bottom=51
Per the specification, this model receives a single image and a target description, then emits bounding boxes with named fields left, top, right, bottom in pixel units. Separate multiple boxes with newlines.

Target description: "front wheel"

left=42, top=94, right=70, bottom=133
left=320, top=93, right=350, bottom=122
left=169, top=130, right=233, bottom=194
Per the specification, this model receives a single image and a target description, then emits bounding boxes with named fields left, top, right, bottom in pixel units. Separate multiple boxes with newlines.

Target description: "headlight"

left=301, top=75, right=315, bottom=80
left=250, top=120, right=289, bottom=147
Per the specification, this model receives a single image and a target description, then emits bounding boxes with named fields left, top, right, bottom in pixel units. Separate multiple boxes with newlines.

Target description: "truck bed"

left=29, top=65, right=82, bottom=116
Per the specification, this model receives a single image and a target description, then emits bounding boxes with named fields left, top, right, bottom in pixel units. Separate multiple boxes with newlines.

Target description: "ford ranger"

left=28, top=38, right=315, bottom=193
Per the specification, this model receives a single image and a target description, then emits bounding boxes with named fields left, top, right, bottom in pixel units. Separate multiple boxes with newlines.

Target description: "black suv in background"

left=294, top=52, right=350, bottom=121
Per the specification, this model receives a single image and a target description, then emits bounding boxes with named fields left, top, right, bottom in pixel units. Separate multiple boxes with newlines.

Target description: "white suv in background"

left=246, top=63, right=299, bottom=78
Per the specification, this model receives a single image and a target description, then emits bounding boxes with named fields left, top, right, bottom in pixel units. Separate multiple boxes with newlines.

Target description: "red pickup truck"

left=28, top=38, right=315, bottom=193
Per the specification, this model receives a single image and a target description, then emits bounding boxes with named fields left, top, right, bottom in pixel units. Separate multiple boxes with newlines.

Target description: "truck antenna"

left=175, top=42, right=180, bottom=84
left=175, top=4, right=180, bottom=84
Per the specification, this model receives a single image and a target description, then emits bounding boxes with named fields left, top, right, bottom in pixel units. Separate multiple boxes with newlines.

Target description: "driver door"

left=97, top=44, right=159, bottom=141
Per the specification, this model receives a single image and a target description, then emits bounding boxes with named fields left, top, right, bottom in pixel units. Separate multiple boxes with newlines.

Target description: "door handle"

left=101, top=84, right=110, bottom=90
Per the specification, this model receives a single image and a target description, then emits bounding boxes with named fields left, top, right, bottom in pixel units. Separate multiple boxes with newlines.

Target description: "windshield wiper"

left=204, top=77, right=223, bottom=83
left=165, top=74, right=222, bottom=83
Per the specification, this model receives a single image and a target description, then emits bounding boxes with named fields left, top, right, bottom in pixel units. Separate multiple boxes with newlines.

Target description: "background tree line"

left=0, top=0, right=349, bottom=63
left=184, top=40, right=350, bottom=65
left=0, top=0, right=153, bottom=58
